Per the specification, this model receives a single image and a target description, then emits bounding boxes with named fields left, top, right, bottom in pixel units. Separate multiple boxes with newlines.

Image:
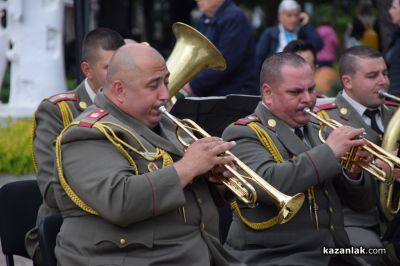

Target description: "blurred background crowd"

left=0, top=0, right=398, bottom=102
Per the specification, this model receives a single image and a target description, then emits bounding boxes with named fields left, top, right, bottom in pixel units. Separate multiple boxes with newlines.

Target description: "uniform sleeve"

left=222, top=125, right=341, bottom=204
left=60, top=132, right=186, bottom=227
left=190, top=14, right=253, bottom=96
left=33, top=100, right=65, bottom=208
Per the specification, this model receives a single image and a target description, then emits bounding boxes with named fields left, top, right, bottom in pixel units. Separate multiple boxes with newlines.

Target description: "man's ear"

left=112, top=80, right=126, bottom=104
left=342, top=74, right=352, bottom=91
left=261, top=83, right=273, bottom=105
left=81, top=62, right=92, bottom=79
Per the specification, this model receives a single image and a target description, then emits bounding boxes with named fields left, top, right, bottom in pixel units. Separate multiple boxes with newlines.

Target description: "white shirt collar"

left=341, top=90, right=382, bottom=116
left=84, top=78, right=96, bottom=102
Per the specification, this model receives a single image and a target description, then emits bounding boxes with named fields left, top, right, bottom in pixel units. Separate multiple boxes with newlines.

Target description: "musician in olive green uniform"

left=53, top=43, right=244, bottom=265
left=317, top=46, right=399, bottom=266
left=25, top=28, right=124, bottom=264
left=222, top=52, right=375, bottom=265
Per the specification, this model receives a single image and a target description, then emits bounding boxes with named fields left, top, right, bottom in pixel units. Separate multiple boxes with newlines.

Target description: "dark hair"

left=82, top=28, right=125, bottom=63
left=338, top=45, right=382, bottom=78
left=259, top=52, right=309, bottom=91
left=283, top=40, right=316, bottom=62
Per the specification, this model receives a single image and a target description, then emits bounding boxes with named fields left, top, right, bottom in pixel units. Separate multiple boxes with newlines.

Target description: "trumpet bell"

left=278, top=193, right=305, bottom=224
left=166, top=22, right=226, bottom=98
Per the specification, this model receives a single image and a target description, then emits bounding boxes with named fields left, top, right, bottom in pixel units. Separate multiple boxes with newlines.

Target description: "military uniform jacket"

left=53, top=92, right=243, bottom=266
left=26, top=82, right=92, bottom=257
left=222, top=102, right=374, bottom=266
left=320, top=93, right=397, bottom=227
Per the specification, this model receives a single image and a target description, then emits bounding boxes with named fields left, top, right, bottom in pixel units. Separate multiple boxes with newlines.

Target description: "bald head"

left=104, top=43, right=165, bottom=90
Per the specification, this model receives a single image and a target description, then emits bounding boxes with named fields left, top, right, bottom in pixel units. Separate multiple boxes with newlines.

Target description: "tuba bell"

left=380, top=107, right=400, bottom=221
left=166, top=22, right=226, bottom=99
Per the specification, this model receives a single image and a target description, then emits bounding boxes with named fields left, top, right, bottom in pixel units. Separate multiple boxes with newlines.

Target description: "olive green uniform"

left=53, top=91, right=243, bottom=266
left=222, top=102, right=375, bottom=266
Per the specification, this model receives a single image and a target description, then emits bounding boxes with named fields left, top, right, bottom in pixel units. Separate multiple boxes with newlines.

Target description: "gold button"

left=119, top=238, right=126, bottom=245
left=330, top=225, right=334, bottom=231
left=329, top=207, right=334, bottom=213
left=267, top=119, right=276, bottom=127
left=340, top=107, right=348, bottom=115
left=79, top=101, right=87, bottom=109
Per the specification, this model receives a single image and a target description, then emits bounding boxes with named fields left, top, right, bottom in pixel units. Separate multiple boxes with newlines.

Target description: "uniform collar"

left=84, top=78, right=96, bottom=102
left=341, top=90, right=382, bottom=117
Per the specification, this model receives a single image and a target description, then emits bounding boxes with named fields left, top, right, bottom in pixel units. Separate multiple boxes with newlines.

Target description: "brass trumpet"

left=160, top=106, right=305, bottom=225
left=304, top=107, right=399, bottom=184
left=378, top=89, right=400, bottom=103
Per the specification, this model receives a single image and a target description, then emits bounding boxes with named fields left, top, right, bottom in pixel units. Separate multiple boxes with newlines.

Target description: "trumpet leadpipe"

left=378, top=90, right=400, bottom=103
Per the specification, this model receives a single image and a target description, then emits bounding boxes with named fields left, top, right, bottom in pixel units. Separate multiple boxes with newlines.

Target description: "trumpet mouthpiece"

left=303, top=107, right=311, bottom=114
left=378, top=89, right=386, bottom=98
left=159, top=106, right=167, bottom=113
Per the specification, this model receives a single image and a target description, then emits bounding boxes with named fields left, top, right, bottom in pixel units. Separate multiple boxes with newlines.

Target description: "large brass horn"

left=159, top=106, right=305, bottom=225
left=166, top=22, right=226, bottom=99
left=304, top=108, right=400, bottom=185
left=380, top=108, right=400, bottom=221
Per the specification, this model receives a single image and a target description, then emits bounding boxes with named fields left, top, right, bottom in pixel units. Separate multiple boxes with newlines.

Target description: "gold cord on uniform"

left=55, top=120, right=173, bottom=215
left=232, top=121, right=319, bottom=230
left=32, top=101, right=74, bottom=174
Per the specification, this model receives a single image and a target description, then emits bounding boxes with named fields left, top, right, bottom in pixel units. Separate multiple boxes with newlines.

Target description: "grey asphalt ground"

left=0, top=173, right=36, bottom=266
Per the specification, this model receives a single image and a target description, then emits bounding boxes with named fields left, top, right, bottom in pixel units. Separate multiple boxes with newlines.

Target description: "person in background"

left=26, top=28, right=125, bottom=265
left=349, top=0, right=380, bottom=50
left=386, top=0, right=400, bottom=97
left=256, top=0, right=323, bottom=72
left=53, top=43, right=244, bottom=265
left=283, top=39, right=317, bottom=71
left=316, top=21, right=339, bottom=67
left=222, top=52, right=375, bottom=266
left=180, top=0, right=258, bottom=97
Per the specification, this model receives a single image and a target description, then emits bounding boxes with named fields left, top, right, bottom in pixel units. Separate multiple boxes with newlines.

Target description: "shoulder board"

left=384, top=100, right=399, bottom=107
left=315, top=102, right=337, bottom=111
left=78, top=108, right=109, bottom=128
left=46, top=92, right=77, bottom=104
left=234, top=114, right=261, bottom=126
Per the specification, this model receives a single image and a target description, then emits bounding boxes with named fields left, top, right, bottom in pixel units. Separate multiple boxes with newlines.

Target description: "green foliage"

left=0, top=118, right=34, bottom=175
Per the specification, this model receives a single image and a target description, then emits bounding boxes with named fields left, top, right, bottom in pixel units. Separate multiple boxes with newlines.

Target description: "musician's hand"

left=375, top=159, right=400, bottom=182
left=174, top=137, right=236, bottom=187
left=326, top=126, right=366, bottom=159
left=346, top=149, right=372, bottom=179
